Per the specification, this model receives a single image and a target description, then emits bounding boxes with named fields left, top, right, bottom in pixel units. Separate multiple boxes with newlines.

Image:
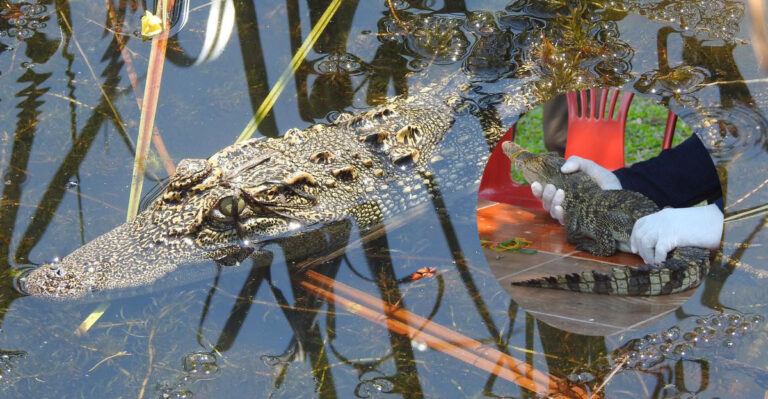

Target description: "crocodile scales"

left=502, top=141, right=710, bottom=295
left=20, top=75, right=519, bottom=299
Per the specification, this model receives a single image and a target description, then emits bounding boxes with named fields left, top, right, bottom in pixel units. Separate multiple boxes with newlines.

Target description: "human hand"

left=630, top=204, right=723, bottom=264
left=531, top=156, right=622, bottom=225
left=531, top=182, right=566, bottom=225
left=560, top=156, right=622, bottom=190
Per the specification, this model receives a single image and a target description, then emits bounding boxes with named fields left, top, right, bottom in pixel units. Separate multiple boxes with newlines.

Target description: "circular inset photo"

left=477, top=90, right=719, bottom=336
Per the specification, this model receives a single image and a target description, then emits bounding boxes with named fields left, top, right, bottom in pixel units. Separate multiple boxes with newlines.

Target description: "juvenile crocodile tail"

left=511, top=247, right=710, bottom=296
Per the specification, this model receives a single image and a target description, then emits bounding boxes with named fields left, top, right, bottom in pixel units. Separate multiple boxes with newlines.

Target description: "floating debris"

left=408, top=266, right=436, bottom=281
left=480, top=237, right=537, bottom=254
left=141, top=10, right=163, bottom=38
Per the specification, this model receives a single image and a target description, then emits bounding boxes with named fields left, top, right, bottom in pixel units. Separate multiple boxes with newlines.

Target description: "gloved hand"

left=630, top=204, right=723, bottom=264
left=532, top=156, right=622, bottom=225
left=531, top=182, right=566, bottom=224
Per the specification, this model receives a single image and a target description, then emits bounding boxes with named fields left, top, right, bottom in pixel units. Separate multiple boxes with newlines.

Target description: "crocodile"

left=501, top=141, right=710, bottom=295
left=20, top=74, right=523, bottom=299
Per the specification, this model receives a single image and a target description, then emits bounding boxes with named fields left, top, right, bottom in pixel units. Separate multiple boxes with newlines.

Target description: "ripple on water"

left=688, top=104, right=768, bottom=161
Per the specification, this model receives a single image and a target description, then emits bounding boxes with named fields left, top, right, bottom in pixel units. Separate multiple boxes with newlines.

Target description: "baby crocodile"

left=501, top=141, right=710, bottom=295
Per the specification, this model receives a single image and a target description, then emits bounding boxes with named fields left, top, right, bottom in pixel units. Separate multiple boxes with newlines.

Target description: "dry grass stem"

left=724, top=203, right=768, bottom=224
left=88, top=351, right=131, bottom=372
left=700, top=77, right=768, bottom=87
left=726, top=175, right=768, bottom=211
left=126, top=0, right=176, bottom=221
left=106, top=0, right=175, bottom=176
left=44, top=92, right=100, bottom=111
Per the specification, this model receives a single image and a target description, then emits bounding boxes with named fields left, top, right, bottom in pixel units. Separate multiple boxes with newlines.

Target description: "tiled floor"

left=477, top=201, right=693, bottom=336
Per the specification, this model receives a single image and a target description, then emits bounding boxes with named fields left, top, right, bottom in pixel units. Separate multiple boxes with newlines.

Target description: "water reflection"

left=0, top=0, right=766, bottom=397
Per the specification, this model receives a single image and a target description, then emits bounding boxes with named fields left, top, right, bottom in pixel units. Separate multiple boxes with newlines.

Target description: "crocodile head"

left=501, top=141, right=567, bottom=186
left=21, top=138, right=335, bottom=299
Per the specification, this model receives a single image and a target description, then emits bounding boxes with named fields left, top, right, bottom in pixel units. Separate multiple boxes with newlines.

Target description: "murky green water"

left=1, top=0, right=768, bottom=397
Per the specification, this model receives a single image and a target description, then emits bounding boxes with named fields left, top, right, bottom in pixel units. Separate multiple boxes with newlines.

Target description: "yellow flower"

left=141, top=10, right=163, bottom=38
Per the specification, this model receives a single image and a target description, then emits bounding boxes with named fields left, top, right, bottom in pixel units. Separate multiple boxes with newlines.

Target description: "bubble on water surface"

left=403, top=15, right=470, bottom=64
left=355, top=371, right=395, bottom=397
left=182, top=352, right=219, bottom=380
left=614, top=311, right=765, bottom=369
left=314, top=53, right=364, bottom=75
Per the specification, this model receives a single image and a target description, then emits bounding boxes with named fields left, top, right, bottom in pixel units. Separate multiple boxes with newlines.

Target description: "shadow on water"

left=1, top=0, right=768, bottom=397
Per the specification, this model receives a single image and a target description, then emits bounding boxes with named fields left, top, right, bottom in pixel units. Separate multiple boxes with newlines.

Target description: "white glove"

left=630, top=204, right=723, bottom=264
left=560, top=156, right=622, bottom=190
left=531, top=182, right=566, bottom=224
left=531, top=156, right=622, bottom=225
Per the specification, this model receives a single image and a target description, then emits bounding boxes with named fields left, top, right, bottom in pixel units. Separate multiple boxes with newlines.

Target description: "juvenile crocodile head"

left=501, top=141, right=565, bottom=184
left=20, top=138, right=343, bottom=298
left=500, top=141, right=597, bottom=190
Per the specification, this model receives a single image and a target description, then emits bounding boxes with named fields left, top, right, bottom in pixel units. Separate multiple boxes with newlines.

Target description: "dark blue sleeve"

left=613, top=135, right=722, bottom=210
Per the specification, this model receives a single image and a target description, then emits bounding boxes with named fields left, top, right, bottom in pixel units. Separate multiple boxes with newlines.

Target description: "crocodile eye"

left=218, top=196, right=246, bottom=217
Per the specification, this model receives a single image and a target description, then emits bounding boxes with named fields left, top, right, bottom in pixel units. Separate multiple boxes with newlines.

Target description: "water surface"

left=1, top=0, right=768, bottom=397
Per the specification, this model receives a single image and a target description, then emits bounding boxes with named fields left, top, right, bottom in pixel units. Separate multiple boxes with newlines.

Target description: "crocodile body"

left=20, top=78, right=516, bottom=298
left=501, top=141, right=710, bottom=295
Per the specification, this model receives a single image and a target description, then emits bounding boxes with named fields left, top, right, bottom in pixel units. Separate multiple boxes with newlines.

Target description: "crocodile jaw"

left=19, top=216, right=222, bottom=299
left=501, top=141, right=564, bottom=186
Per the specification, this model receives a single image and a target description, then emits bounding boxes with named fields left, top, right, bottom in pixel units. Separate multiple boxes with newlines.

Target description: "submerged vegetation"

left=0, top=0, right=766, bottom=398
